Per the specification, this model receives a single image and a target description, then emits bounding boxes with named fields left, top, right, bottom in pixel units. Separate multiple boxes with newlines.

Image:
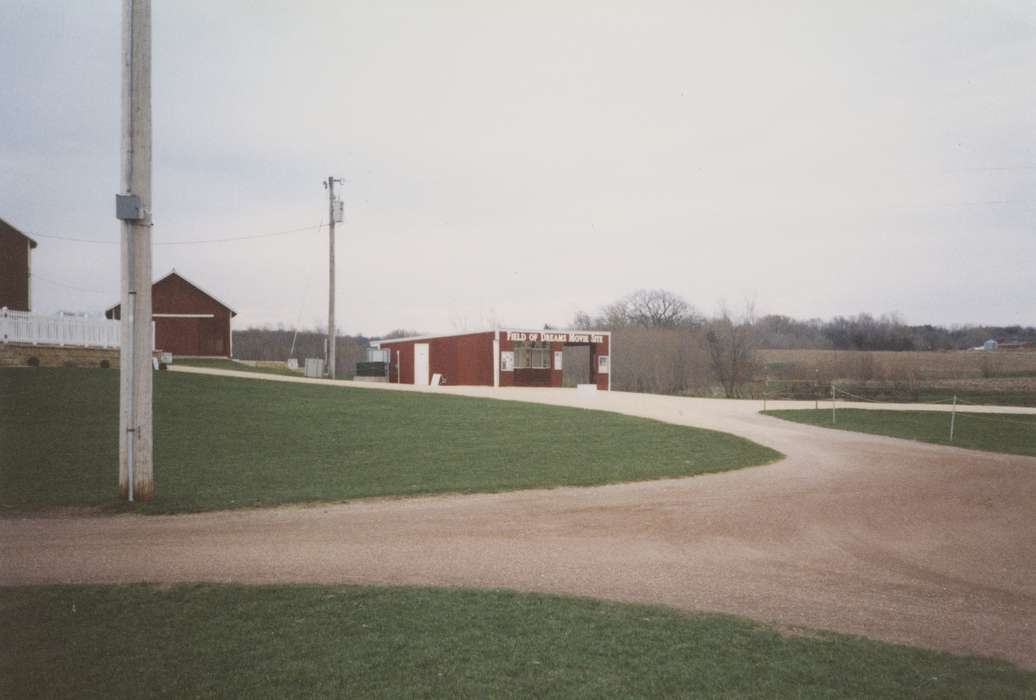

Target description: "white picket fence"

left=0, top=307, right=121, bottom=348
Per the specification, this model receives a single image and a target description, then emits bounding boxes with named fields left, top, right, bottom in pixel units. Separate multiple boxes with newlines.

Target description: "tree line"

left=232, top=289, right=1032, bottom=395
left=232, top=327, right=370, bottom=379
left=753, top=314, right=1035, bottom=352
left=571, top=289, right=1035, bottom=398
left=572, top=290, right=1034, bottom=352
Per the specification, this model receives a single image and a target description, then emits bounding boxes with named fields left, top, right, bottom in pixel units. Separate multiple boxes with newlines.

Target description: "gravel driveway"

left=4, top=367, right=1035, bottom=668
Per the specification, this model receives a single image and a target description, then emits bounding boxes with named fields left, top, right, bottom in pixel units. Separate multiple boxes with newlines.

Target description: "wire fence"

left=760, top=380, right=1035, bottom=443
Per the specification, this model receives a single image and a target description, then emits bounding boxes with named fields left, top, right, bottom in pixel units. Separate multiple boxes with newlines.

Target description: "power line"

left=158, top=223, right=325, bottom=245
left=32, top=274, right=117, bottom=296
left=31, top=232, right=120, bottom=244
left=949, top=165, right=1036, bottom=172
left=29, top=222, right=325, bottom=246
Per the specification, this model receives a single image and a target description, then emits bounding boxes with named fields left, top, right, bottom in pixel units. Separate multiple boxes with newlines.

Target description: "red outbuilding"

left=0, top=216, right=37, bottom=312
left=105, top=271, right=236, bottom=357
left=375, top=329, right=611, bottom=390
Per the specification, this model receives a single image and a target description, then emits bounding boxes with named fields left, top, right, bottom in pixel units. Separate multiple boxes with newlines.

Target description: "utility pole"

left=324, top=176, right=343, bottom=379
left=116, top=0, right=154, bottom=500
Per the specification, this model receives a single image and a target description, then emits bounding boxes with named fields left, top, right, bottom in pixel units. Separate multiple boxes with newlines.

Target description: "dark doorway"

left=561, top=344, right=591, bottom=387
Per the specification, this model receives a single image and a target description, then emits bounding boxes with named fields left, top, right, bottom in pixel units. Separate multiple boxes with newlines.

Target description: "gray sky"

left=2, top=1, right=1033, bottom=334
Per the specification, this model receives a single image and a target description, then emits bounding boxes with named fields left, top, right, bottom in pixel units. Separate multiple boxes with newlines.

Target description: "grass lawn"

left=765, top=408, right=1036, bottom=457
left=835, top=385, right=1036, bottom=408
left=172, top=357, right=303, bottom=376
left=1, top=368, right=780, bottom=514
left=3, top=584, right=1031, bottom=699
left=762, top=381, right=1036, bottom=407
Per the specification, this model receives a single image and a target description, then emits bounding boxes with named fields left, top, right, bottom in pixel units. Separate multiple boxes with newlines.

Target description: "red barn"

left=0, top=216, right=37, bottom=311
left=106, top=271, right=236, bottom=357
left=375, top=329, right=611, bottom=390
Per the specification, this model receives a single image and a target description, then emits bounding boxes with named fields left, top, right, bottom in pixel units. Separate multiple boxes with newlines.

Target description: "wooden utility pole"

left=117, top=0, right=154, bottom=500
left=325, top=176, right=342, bottom=379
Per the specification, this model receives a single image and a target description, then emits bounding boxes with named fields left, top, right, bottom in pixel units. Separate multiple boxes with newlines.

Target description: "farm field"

left=0, top=368, right=779, bottom=514
left=760, top=349, right=1036, bottom=406
left=172, top=357, right=303, bottom=376
left=765, top=408, right=1036, bottom=458
left=4, top=584, right=1032, bottom=699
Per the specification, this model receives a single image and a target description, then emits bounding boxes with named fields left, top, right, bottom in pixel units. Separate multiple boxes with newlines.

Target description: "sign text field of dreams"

left=506, top=331, right=605, bottom=344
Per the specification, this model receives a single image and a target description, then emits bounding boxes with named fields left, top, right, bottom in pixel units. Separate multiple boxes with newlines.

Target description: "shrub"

left=99, top=359, right=111, bottom=369
left=26, top=356, right=40, bottom=367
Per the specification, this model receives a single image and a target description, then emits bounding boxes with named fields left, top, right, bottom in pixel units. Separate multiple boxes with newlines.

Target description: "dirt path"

left=3, top=367, right=1035, bottom=668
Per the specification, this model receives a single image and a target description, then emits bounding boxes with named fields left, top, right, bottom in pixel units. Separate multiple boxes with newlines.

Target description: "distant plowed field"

left=760, top=349, right=1036, bottom=405
left=761, top=348, right=1036, bottom=381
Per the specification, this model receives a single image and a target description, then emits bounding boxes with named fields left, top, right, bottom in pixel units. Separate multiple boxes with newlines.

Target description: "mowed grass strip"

left=3, top=585, right=1031, bottom=699
left=765, top=408, right=1036, bottom=457
left=1, top=368, right=780, bottom=513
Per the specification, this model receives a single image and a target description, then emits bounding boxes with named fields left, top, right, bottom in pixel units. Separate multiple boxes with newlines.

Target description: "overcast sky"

left=2, top=1, right=1033, bottom=334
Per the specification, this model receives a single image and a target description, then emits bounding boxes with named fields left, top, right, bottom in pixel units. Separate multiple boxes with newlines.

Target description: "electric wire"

left=31, top=274, right=117, bottom=296
left=29, top=223, right=326, bottom=246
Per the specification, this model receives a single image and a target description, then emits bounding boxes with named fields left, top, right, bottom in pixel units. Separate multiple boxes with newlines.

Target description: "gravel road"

left=3, top=367, right=1034, bottom=668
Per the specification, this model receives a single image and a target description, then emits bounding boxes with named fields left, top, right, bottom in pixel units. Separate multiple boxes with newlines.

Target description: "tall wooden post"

left=118, top=0, right=154, bottom=500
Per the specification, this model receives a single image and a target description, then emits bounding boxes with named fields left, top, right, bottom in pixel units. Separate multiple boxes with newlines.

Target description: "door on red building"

left=561, top=344, right=591, bottom=387
left=414, top=343, right=429, bottom=386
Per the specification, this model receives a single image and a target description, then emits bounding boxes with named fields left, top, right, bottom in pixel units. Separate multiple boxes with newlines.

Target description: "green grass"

left=765, top=408, right=1036, bottom=457
left=763, top=381, right=1036, bottom=407
left=2, top=584, right=1031, bottom=699
left=173, top=357, right=303, bottom=376
left=835, top=384, right=1036, bottom=408
left=0, top=368, right=780, bottom=514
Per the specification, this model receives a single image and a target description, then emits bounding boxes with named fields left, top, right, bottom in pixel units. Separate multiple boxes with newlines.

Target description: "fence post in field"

left=949, top=394, right=957, bottom=442
left=831, top=383, right=837, bottom=424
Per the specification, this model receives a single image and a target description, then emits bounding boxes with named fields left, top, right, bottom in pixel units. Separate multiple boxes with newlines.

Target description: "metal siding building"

left=105, top=271, right=236, bottom=357
left=376, top=329, right=611, bottom=390
left=0, top=217, right=37, bottom=312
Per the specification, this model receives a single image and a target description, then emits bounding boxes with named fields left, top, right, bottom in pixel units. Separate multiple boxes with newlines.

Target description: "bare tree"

left=705, top=305, right=760, bottom=398
left=571, top=311, right=594, bottom=330
left=625, top=289, right=697, bottom=328
left=581, top=289, right=701, bottom=330
left=381, top=329, right=421, bottom=340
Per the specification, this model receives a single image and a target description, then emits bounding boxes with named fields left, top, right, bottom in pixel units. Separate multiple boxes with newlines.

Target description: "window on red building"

left=514, top=342, right=551, bottom=369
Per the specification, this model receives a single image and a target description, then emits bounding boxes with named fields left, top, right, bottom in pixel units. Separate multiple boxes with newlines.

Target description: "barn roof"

left=105, top=270, right=237, bottom=317
left=0, top=216, right=39, bottom=248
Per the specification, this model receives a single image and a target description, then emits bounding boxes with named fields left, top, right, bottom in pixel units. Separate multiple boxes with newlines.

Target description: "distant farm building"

left=0, top=217, right=37, bottom=311
left=374, top=329, right=611, bottom=389
left=996, top=339, right=1034, bottom=351
left=106, top=271, right=236, bottom=357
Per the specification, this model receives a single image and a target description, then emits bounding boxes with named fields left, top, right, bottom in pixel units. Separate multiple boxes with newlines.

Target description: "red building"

left=106, top=271, right=236, bottom=357
left=375, top=329, right=611, bottom=389
left=0, top=217, right=37, bottom=311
